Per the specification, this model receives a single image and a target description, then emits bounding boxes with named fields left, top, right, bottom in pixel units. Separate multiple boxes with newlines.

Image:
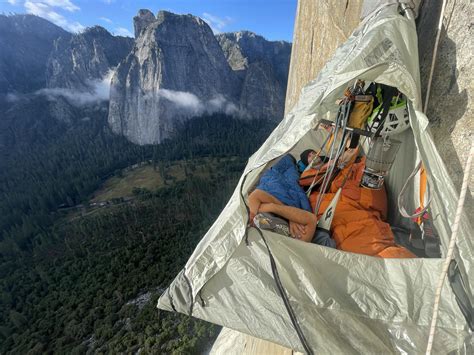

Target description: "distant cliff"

left=108, top=10, right=292, bottom=145
left=216, top=31, right=291, bottom=124
left=0, top=14, right=69, bottom=94
left=47, top=26, right=133, bottom=90
left=108, top=10, right=240, bottom=145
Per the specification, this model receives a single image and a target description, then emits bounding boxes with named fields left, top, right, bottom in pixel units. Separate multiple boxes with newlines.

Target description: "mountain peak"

left=83, top=25, right=111, bottom=36
left=133, top=9, right=155, bottom=38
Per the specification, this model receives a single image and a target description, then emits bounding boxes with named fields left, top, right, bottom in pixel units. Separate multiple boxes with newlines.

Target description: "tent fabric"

left=158, top=4, right=473, bottom=353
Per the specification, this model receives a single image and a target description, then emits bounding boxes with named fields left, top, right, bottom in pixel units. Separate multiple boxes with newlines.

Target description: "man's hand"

left=289, top=221, right=306, bottom=239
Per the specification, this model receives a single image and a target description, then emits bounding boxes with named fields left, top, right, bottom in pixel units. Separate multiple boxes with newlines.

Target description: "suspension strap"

left=398, top=160, right=432, bottom=219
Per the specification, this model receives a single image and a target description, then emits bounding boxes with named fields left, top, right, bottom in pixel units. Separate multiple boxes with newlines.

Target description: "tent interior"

left=259, top=79, right=431, bottom=258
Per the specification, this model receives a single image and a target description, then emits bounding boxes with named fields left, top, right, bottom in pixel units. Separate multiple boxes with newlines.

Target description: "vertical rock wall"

left=417, top=0, right=473, bottom=208
left=285, top=0, right=363, bottom=114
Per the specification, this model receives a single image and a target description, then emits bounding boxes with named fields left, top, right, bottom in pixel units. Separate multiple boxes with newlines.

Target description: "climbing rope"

left=425, top=141, right=473, bottom=355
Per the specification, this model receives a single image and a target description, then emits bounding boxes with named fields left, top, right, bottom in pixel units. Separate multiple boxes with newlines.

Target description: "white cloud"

left=158, top=90, right=204, bottom=113
left=42, top=0, right=79, bottom=12
left=6, top=93, right=20, bottom=102
left=99, top=16, right=113, bottom=24
left=102, top=0, right=115, bottom=4
left=36, top=70, right=114, bottom=106
left=202, top=12, right=233, bottom=34
left=7, top=0, right=20, bottom=5
left=24, top=1, right=84, bottom=32
left=114, top=27, right=133, bottom=37
left=156, top=90, right=239, bottom=116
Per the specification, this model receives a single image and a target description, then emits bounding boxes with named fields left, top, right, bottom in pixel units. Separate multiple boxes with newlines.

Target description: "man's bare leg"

left=258, top=203, right=317, bottom=242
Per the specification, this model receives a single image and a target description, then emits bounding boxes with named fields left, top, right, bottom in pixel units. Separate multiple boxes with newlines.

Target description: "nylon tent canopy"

left=158, top=3, right=473, bottom=353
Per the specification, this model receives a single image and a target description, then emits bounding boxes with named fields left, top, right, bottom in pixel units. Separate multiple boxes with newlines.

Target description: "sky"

left=0, top=0, right=297, bottom=41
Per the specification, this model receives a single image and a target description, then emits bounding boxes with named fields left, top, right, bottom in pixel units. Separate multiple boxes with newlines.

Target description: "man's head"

left=300, top=149, right=317, bottom=166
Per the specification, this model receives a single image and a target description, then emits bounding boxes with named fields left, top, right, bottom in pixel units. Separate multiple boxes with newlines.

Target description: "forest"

left=0, top=114, right=274, bottom=353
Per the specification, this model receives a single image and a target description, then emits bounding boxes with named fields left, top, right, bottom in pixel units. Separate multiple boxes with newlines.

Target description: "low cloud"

left=36, top=70, right=114, bottom=106
left=202, top=12, right=233, bottom=34
left=5, top=93, right=21, bottom=102
left=23, top=0, right=84, bottom=32
left=157, top=89, right=239, bottom=116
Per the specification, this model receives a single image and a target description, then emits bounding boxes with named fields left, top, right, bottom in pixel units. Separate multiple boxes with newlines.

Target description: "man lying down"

left=248, top=148, right=416, bottom=258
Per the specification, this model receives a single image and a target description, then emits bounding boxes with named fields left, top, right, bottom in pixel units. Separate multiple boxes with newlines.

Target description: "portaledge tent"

left=158, top=3, right=473, bottom=353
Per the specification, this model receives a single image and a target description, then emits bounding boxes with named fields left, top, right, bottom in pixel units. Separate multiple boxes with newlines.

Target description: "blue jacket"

left=256, top=155, right=312, bottom=212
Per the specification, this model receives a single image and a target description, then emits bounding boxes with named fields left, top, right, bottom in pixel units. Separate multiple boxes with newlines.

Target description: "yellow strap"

left=418, top=164, right=427, bottom=224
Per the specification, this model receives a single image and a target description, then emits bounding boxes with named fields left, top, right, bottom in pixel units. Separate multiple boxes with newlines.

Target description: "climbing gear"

left=361, top=137, right=401, bottom=189
left=368, top=85, right=410, bottom=136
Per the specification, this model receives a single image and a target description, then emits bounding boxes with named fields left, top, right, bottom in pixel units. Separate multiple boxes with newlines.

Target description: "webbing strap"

left=398, top=160, right=432, bottom=219
left=418, top=164, right=428, bottom=224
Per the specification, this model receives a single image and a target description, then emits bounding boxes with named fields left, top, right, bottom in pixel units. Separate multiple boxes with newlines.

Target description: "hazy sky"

left=0, top=0, right=297, bottom=41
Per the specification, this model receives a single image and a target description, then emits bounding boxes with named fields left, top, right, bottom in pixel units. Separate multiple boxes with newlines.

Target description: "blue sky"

left=0, top=0, right=297, bottom=41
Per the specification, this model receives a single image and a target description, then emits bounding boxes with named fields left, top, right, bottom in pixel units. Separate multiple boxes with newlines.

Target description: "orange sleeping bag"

left=305, top=157, right=416, bottom=258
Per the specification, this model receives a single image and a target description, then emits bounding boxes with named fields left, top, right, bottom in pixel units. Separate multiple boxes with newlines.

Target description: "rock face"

left=133, top=9, right=155, bottom=38
left=417, top=0, right=473, bottom=207
left=109, top=10, right=239, bottom=145
left=44, top=26, right=133, bottom=123
left=284, top=0, right=363, bottom=114
left=47, top=26, right=133, bottom=90
left=0, top=14, right=69, bottom=94
left=216, top=31, right=291, bottom=121
left=109, top=13, right=292, bottom=145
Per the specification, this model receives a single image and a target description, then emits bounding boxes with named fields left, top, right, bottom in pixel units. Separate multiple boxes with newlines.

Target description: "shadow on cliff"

left=416, top=0, right=472, bottom=215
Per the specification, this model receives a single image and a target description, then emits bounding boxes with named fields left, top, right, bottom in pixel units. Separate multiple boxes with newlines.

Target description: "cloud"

left=114, top=27, right=133, bottom=37
left=5, top=93, right=21, bottom=102
left=99, top=16, right=112, bottom=24
left=102, top=0, right=115, bottom=4
left=156, top=90, right=239, bottom=116
left=41, top=0, right=79, bottom=12
left=202, top=12, right=233, bottom=34
left=7, top=0, right=20, bottom=5
left=36, top=70, right=114, bottom=106
left=24, top=0, right=84, bottom=32
left=158, top=90, right=204, bottom=113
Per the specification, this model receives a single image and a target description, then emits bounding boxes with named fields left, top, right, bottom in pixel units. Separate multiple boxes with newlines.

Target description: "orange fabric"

left=299, top=166, right=327, bottom=187
left=309, top=157, right=416, bottom=258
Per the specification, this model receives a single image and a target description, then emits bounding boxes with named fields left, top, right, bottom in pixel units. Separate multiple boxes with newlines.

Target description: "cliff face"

left=0, top=14, right=69, bottom=94
left=47, top=26, right=133, bottom=90
left=284, top=0, right=363, bottom=114
left=216, top=31, right=291, bottom=121
left=108, top=11, right=240, bottom=145
left=108, top=11, right=292, bottom=145
left=416, top=0, right=473, bottom=203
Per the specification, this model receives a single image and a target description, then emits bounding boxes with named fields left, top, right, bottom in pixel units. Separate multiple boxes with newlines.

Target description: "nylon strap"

left=398, top=160, right=432, bottom=219
left=418, top=163, right=428, bottom=224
